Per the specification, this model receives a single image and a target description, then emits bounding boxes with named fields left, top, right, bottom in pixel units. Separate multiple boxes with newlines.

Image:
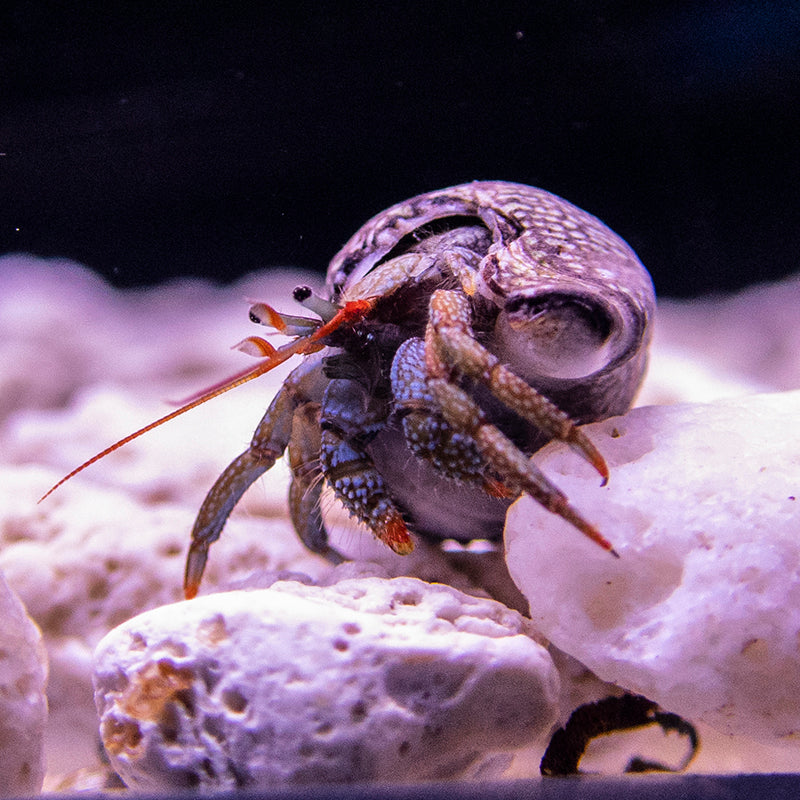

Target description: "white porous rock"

left=0, top=569, right=48, bottom=796
left=0, top=463, right=332, bottom=778
left=93, top=577, right=560, bottom=789
left=505, top=390, right=800, bottom=746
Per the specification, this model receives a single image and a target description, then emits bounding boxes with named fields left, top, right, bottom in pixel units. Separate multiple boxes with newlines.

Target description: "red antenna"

left=39, top=296, right=376, bottom=503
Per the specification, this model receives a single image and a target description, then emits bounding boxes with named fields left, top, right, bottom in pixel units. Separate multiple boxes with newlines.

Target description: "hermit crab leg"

left=427, top=289, right=609, bottom=483
left=37, top=330, right=325, bottom=505
left=185, top=353, right=336, bottom=598
left=424, top=288, right=616, bottom=555
left=286, top=401, right=333, bottom=559
left=319, top=377, right=414, bottom=557
left=184, top=299, right=379, bottom=597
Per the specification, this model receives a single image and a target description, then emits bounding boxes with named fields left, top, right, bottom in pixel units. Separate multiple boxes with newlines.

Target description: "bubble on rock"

left=93, top=577, right=560, bottom=790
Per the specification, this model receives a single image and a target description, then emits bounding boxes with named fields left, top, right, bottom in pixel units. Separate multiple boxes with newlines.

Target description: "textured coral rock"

left=93, top=577, right=560, bottom=790
left=0, top=463, right=333, bottom=778
left=3, top=256, right=800, bottom=782
left=0, top=569, right=48, bottom=796
left=506, top=390, right=800, bottom=745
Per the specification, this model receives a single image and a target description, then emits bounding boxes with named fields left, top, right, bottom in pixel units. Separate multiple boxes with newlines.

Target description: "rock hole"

left=393, top=590, right=422, bottom=607
left=333, top=638, right=349, bottom=652
left=229, top=759, right=250, bottom=788
left=199, top=661, right=222, bottom=693
left=197, top=614, right=229, bottom=646
left=102, top=717, right=143, bottom=755
left=159, top=703, right=181, bottom=743
left=173, top=688, right=196, bottom=716
left=350, top=700, right=368, bottom=722
left=203, top=714, right=226, bottom=741
left=201, top=758, right=217, bottom=779
left=221, top=687, right=248, bottom=714
left=121, top=660, right=196, bottom=721
left=43, top=604, right=72, bottom=632
left=161, top=640, right=189, bottom=658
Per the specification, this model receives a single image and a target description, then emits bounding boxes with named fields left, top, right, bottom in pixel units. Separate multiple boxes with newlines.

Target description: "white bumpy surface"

left=2, top=256, right=800, bottom=784
left=0, top=569, right=48, bottom=796
left=506, top=390, right=800, bottom=744
left=93, top=577, right=559, bottom=790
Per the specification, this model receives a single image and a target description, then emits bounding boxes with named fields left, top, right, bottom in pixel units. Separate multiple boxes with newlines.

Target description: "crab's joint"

left=310, top=298, right=378, bottom=342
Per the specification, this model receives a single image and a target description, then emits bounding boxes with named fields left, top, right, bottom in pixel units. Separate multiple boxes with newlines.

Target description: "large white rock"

left=505, top=390, right=800, bottom=744
left=93, top=577, right=560, bottom=789
left=0, top=569, right=48, bottom=796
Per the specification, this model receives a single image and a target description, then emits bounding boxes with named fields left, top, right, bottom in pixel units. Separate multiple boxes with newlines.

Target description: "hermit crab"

left=43, top=181, right=655, bottom=598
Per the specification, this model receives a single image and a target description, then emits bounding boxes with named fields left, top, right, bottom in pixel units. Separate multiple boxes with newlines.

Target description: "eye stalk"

left=247, top=286, right=339, bottom=336
left=292, top=285, right=339, bottom=322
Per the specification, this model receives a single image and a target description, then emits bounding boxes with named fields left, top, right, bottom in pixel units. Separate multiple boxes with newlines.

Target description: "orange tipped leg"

left=375, top=507, right=414, bottom=555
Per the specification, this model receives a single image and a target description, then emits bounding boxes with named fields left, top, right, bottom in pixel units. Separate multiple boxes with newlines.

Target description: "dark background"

left=1, top=1, right=798, bottom=298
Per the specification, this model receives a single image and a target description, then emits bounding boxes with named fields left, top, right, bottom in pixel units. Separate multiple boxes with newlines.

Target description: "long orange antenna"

left=38, top=345, right=304, bottom=503
left=38, top=296, right=378, bottom=504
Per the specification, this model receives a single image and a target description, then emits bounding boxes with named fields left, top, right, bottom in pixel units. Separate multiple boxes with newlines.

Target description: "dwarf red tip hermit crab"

left=42, top=181, right=655, bottom=598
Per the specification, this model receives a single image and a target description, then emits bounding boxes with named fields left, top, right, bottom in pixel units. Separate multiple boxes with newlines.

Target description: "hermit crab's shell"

left=325, top=181, right=654, bottom=317
left=325, top=181, right=655, bottom=422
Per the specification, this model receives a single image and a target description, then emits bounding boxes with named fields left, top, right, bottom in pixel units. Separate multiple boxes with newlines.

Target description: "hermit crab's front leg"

left=185, top=353, right=332, bottom=598
left=392, top=337, right=504, bottom=494
left=423, top=289, right=617, bottom=555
